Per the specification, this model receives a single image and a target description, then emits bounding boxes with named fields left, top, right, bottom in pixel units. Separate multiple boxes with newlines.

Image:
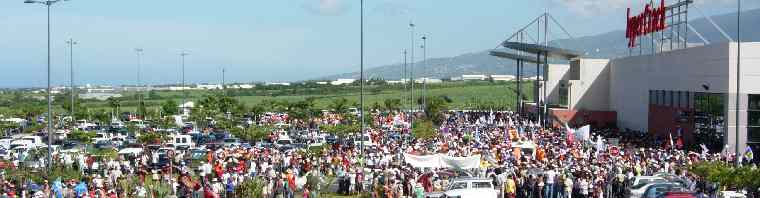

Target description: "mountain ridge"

left=315, top=8, right=760, bottom=81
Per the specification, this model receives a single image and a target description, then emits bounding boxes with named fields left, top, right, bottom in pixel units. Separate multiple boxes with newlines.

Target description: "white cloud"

left=303, top=0, right=350, bottom=16
left=372, top=1, right=411, bottom=17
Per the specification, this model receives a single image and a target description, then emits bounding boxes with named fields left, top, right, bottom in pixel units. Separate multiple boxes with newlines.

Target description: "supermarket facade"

left=528, top=42, right=760, bottom=155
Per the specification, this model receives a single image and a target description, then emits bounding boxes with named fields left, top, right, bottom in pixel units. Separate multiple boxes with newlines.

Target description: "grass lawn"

left=0, top=81, right=536, bottom=116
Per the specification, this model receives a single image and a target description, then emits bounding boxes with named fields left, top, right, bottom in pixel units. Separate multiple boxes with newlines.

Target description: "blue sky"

left=0, top=0, right=757, bottom=88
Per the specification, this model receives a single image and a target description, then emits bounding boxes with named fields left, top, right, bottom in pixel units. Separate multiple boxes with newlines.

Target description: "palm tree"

left=107, top=97, right=121, bottom=116
left=329, top=98, right=350, bottom=114
left=383, top=98, right=402, bottom=112
left=422, top=95, right=452, bottom=124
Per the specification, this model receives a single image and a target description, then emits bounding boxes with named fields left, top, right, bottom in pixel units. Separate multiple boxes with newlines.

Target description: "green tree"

left=420, top=95, right=452, bottom=124
left=0, top=121, right=18, bottom=137
left=161, top=100, right=179, bottom=115
left=235, top=178, right=265, bottom=197
left=147, top=90, right=162, bottom=100
left=329, top=97, right=350, bottom=114
left=137, top=99, right=147, bottom=119
left=383, top=98, right=402, bottom=112
left=107, top=97, right=121, bottom=114
left=321, top=123, right=359, bottom=137
left=68, top=129, right=97, bottom=144
left=232, top=125, right=271, bottom=142
left=412, top=119, right=437, bottom=140
left=92, top=111, right=110, bottom=125
left=138, top=132, right=166, bottom=144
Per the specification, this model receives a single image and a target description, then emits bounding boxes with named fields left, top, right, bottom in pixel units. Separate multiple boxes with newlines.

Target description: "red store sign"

left=626, top=0, right=667, bottom=48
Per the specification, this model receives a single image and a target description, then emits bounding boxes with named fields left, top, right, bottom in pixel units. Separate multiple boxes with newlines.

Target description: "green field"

left=0, top=81, right=535, bottom=117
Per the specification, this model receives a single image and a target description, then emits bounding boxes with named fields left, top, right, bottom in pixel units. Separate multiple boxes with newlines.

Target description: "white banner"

left=576, top=125, right=591, bottom=141
left=403, top=153, right=442, bottom=168
left=441, top=155, right=481, bottom=169
left=403, top=153, right=482, bottom=169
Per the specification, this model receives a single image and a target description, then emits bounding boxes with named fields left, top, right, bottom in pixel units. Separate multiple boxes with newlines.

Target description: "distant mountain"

left=316, top=8, right=760, bottom=81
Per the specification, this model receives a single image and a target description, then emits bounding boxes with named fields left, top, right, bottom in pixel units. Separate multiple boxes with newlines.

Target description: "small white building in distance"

left=386, top=79, right=407, bottom=84
left=490, top=75, right=516, bottom=81
left=331, top=79, right=356, bottom=85
left=316, top=82, right=329, bottom=85
left=228, top=84, right=255, bottom=89
left=197, top=84, right=223, bottom=90
left=461, top=75, right=488, bottom=81
left=266, top=82, right=291, bottom=86
left=168, top=86, right=193, bottom=91
left=414, top=78, right=443, bottom=84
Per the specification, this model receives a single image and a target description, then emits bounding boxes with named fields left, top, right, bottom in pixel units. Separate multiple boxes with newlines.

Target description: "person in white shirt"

left=579, top=178, right=589, bottom=198
left=545, top=168, right=557, bottom=198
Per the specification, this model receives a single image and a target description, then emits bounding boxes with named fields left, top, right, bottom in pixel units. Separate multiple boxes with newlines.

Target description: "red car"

left=659, top=191, right=696, bottom=198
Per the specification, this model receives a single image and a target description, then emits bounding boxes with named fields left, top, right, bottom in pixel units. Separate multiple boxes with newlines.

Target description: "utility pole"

left=67, top=39, right=77, bottom=123
left=24, top=0, right=69, bottom=179
left=135, top=48, right=143, bottom=118
left=409, top=22, right=416, bottom=125
left=421, top=35, right=427, bottom=113
left=180, top=52, right=189, bottom=116
left=360, top=0, right=366, bottom=164
left=403, top=49, right=408, bottom=111
left=735, top=0, right=742, bottom=166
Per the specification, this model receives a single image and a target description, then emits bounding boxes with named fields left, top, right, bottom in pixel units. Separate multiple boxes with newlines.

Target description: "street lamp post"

left=67, top=38, right=77, bottom=122
left=360, top=0, right=365, bottom=161
left=24, top=0, right=68, bottom=178
left=180, top=52, right=189, bottom=115
left=135, top=48, right=143, bottom=118
left=403, top=49, right=408, bottom=107
left=409, top=22, right=415, bottom=125
left=735, top=0, right=742, bottom=166
left=421, top=35, right=427, bottom=112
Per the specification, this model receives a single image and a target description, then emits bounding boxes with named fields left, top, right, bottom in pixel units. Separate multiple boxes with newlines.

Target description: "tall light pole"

left=135, top=48, right=143, bottom=118
left=180, top=52, right=189, bottom=115
left=359, top=0, right=365, bottom=161
left=421, top=35, right=427, bottom=113
left=403, top=49, right=408, bottom=110
left=67, top=38, right=77, bottom=122
left=409, top=22, right=415, bottom=124
left=734, top=0, right=742, bottom=166
left=24, top=0, right=68, bottom=178
left=221, top=67, right=225, bottom=89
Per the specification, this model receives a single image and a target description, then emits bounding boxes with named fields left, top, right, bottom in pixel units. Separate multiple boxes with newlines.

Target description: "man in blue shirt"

left=74, top=180, right=87, bottom=198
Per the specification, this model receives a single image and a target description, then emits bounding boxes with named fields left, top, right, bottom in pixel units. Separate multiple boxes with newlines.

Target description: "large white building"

left=331, top=79, right=356, bottom=85
left=537, top=42, right=760, bottom=155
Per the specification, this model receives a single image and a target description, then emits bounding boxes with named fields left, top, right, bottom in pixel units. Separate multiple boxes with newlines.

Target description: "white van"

left=93, top=133, right=113, bottom=143
left=171, top=134, right=193, bottom=149
left=76, top=120, right=97, bottom=130
left=0, top=138, right=13, bottom=150
left=20, top=136, right=45, bottom=148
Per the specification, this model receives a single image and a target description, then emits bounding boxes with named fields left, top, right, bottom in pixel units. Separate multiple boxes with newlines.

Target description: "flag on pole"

left=565, top=123, right=575, bottom=144
left=745, top=146, right=754, bottom=161
left=576, top=125, right=591, bottom=141
left=700, top=144, right=709, bottom=156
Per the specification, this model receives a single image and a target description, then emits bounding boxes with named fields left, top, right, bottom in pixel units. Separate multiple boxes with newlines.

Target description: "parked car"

left=189, top=148, right=207, bottom=160
left=629, top=182, right=683, bottom=198
left=94, top=140, right=116, bottom=150
left=631, top=176, right=668, bottom=187
left=659, top=191, right=696, bottom=198
left=431, top=177, right=498, bottom=198
left=223, top=138, right=241, bottom=148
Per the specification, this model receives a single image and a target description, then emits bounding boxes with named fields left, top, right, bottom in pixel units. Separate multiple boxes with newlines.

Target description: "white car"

left=627, top=182, right=681, bottom=198
left=631, top=176, right=667, bottom=187
left=441, top=178, right=498, bottom=198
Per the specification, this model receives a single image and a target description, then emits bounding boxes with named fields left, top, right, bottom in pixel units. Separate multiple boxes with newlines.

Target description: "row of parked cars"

left=626, top=173, right=748, bottom=198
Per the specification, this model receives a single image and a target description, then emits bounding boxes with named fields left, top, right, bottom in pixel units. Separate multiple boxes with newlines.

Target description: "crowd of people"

left=0, top=110, right=756, bottom=198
